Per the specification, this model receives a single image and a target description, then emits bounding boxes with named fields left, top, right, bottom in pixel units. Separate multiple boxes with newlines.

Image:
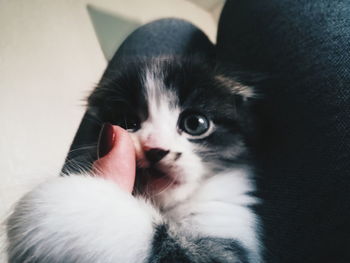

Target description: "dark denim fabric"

left=217, top=1, right=350, bottom=262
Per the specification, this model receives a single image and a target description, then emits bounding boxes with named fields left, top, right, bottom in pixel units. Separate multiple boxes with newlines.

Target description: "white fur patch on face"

left=131, top=65, right=206, bottom=209
left=140, top=66, right=181, bottom=152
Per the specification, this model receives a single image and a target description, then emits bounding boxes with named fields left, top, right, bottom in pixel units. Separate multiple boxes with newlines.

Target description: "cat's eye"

left=179, top=113, right=213, bottom=139
left=102, top=103, right=141, bottom=132
left=122, top=116, right=140, bottom=132
left=109, top=112, right=140, bottom=132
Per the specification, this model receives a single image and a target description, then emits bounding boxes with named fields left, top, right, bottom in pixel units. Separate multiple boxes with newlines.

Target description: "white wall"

left=0, top=0, right=222, bottom=260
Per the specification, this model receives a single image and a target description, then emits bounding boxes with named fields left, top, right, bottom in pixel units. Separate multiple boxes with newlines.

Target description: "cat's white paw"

left=6, top=175, right=161, bottom=263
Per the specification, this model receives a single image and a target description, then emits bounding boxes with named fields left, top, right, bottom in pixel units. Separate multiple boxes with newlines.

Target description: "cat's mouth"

left=134, top=166, right=181, bottom=196
left=129, top=134, right=182, bottom=195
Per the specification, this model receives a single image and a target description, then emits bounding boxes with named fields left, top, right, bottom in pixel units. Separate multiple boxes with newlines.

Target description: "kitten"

left=6, top=56, right=263, bottom=263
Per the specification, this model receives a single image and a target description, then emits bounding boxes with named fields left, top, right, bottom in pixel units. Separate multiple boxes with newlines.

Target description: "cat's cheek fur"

left=154, top=149, right=206, bottom=208
left=6, top=175, right=162, bottom=263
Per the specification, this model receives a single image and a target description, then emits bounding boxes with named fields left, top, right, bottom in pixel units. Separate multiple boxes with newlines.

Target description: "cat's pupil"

left=187, top=116, right=200, bottom=130
left=182, top=114, right=209, bottom=136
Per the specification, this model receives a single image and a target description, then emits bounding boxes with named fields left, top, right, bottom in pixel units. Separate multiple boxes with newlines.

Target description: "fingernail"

left=98, top=123, right=116, bottom=158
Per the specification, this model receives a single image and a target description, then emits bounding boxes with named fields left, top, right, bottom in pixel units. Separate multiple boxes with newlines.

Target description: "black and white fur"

left=6, top=57, right=263, bottom=262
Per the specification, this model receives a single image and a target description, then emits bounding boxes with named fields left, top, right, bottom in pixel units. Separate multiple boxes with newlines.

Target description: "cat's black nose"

left=145, top=148, right=169, bottom=163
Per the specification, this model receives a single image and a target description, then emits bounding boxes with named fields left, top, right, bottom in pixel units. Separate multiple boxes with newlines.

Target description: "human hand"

left=93, top=124, right=136, bottom=193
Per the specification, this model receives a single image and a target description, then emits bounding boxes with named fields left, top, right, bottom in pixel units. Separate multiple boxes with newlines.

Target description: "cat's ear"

left=214, top=72, right=263, bottom=140
left=214, top=74, right=256, bottom=101
left=213, top=62, right=267, bottom=102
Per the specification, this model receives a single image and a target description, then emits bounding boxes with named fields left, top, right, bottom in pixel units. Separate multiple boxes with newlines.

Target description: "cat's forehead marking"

left=139, top=65, right=181, bottom=148
left=143, top=65, right=179, bottom=119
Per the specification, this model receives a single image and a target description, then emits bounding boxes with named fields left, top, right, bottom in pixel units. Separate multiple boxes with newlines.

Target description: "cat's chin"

left=153, top=179, right=200, bottom=210
left=134, top=167, right=182, bottom=197
left=147, top=175, right=181, bottom=194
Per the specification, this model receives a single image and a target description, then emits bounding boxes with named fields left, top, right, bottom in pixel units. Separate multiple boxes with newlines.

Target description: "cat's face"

left=89, top=57, right=256, bottom=209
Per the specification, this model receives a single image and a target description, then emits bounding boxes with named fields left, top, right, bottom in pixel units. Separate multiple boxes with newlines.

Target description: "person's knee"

left=112, top=18, right=214, bottom=61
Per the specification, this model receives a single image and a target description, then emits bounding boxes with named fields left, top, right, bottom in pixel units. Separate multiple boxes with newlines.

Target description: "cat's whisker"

left=67, top=144, right=97, bottom=155
left=62, top=157, right=95, bottom=175
left=90, top=164, right=105, bottom=177
left=153, top=170, right=181, bottom=197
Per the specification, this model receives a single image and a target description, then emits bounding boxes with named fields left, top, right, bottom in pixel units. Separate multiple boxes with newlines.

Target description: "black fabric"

left=217, top=1, right=350, bottom=262
left=62, top=18, right=214, bottom=174
left=104, top=18, right=214, bottom=74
